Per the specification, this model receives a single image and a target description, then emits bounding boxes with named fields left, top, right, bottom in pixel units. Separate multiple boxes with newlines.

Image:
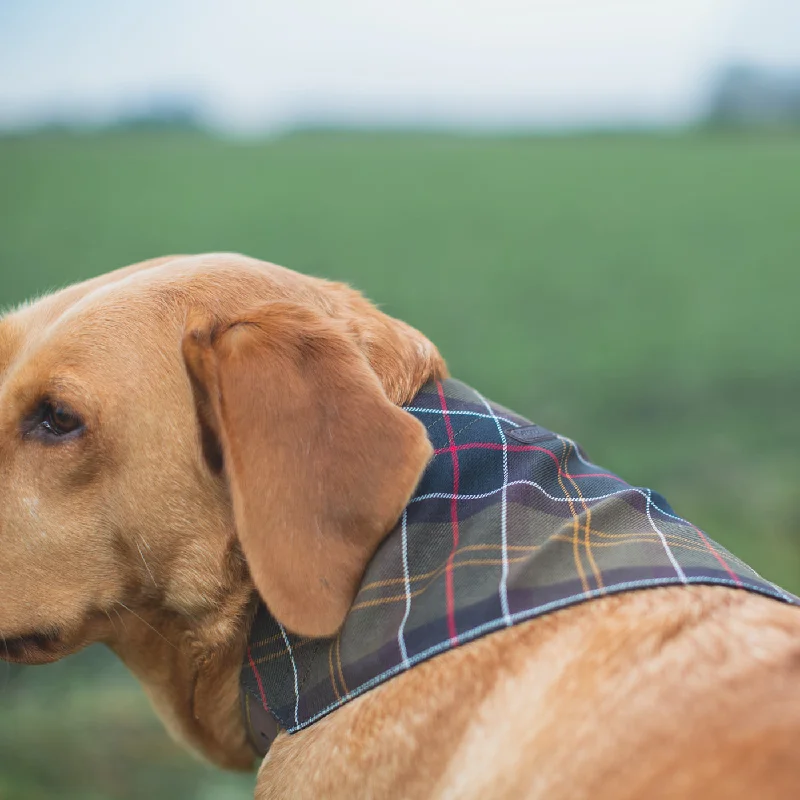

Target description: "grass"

left=1, top=128, right=798, bottom=798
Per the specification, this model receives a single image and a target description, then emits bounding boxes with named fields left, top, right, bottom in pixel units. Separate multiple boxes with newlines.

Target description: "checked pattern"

left=242, top=378, right=796, bottom=750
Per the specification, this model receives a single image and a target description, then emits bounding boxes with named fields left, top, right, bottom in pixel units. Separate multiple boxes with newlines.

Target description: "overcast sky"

left=1, top=0, right=798, bottom=133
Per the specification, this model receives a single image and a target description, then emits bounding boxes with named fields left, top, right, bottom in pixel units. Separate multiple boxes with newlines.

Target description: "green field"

left=1, top=130, right=799, bottom=799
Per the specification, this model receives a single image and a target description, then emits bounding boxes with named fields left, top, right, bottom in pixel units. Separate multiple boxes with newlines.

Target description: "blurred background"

left=1, top=1, right=798, bottom=797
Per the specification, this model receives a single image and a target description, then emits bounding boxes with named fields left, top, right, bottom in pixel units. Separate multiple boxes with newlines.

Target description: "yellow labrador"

left=2, top=254, right=799, bottom=799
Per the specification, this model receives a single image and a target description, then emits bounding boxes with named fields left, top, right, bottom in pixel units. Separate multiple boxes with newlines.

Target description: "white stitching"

left=397, top=509, right=412, bottom=667
left=278, top=622, right=301, bottom=728
left=646, top=488, right=687, bottom=582
left=475, top=389, right=512, bottom=625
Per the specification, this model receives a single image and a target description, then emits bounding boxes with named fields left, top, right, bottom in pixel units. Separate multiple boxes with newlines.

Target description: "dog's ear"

left=182, top=303, right=432, bottom=637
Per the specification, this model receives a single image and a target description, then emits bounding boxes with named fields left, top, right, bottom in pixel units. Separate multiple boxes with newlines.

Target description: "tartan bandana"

left=241, top=378, right=796, bottom=754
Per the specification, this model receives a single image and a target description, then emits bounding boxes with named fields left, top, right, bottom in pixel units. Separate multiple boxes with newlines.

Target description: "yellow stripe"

left=556, top=438, right=590, bottom=593
left=562, top=440, right=604, bottom=591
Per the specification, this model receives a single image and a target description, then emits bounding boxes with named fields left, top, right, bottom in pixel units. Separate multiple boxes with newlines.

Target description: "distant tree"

left=707, top=63, right=800, bottom=127
left=111, top=93, right=204, bottom=132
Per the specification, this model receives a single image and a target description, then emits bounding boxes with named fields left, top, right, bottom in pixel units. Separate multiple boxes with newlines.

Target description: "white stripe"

left=412, top=479, right=644, bottom=506
left=278, top=622, right=301, bottom=728
left=404, top=406, right=518, bottom=426
left=409, top=479, right=758, bottom=562
left=476, top=392, right=512, bottom=625
left=397, top=509, right=412, bottom=667
left=645, top=489, right=687, bottom=582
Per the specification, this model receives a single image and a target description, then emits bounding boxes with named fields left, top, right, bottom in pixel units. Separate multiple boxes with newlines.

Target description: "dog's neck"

left=102, top=354, right=447, bottom=770
left=109, top=586, right=257, bottom=770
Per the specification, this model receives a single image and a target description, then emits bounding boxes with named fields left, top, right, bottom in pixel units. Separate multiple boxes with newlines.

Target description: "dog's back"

left=258, top=584, right=800, bottom=799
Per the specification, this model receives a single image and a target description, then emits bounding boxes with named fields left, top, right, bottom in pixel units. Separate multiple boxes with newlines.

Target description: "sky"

left=0, top=0, right=798, bottom=133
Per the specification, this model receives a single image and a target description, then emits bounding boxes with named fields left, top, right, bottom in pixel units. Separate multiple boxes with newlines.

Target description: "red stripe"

left=437, top=381, right=460, bottom=644
left=247, top=645, right=270, bottom=710
left=432, top=442, right=625, bottom=484
left=434, top=441, right=562, bottom=467
left=692, top=524, right=742, bottom=585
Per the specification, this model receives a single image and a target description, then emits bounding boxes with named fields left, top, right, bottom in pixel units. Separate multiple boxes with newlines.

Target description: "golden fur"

left=1, top=254, right=799, bottom=798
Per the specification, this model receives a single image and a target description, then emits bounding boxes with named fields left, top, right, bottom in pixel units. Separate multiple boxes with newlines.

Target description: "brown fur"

left=1, top=253, right=799, bottom=798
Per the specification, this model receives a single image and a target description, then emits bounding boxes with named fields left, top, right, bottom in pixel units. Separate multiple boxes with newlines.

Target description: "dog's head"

left=0, top=253, right=443, bottom=762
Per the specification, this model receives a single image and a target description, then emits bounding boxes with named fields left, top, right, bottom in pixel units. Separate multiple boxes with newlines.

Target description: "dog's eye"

left=40, top=402, right=84, bottom=437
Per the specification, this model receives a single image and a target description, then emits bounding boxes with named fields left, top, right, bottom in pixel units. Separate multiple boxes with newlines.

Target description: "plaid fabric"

left=242, top=378, right=796, bottom=754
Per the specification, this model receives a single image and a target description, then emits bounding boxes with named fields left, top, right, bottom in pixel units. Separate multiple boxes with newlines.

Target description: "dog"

left=2, top=253, right=799, bottom=799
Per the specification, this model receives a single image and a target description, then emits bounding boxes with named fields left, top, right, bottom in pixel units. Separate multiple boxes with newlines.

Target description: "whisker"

left=111, top=605, right=128, bottom=633
left=103, top=609, right=120, bottom=637
left=136, top=540, right=158, bottom=588
left=114, top=601, right=180, bottom=651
